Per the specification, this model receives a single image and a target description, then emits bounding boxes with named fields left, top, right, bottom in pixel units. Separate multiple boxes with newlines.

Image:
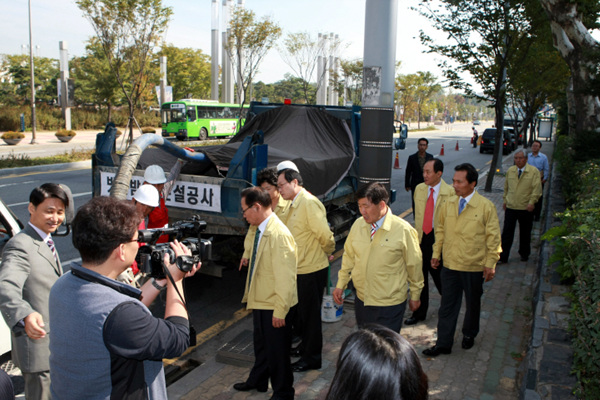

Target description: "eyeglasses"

left=241, top=204, right=255, bottom=215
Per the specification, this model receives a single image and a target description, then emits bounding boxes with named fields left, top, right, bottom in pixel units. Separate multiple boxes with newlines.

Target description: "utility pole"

left=28, top=0, right=37, bottom=144
left=59, top=41, right=71, bottom=130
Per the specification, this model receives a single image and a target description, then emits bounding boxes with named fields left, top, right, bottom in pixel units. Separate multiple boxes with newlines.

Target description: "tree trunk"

left=539, top=0, right=600, bottom=136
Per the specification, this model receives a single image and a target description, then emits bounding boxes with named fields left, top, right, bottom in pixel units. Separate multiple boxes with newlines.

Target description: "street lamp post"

left=28, top=0, right=37, bottom=144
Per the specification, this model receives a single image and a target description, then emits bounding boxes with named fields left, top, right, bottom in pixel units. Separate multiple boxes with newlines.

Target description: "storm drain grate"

left=216, top=329, right=254, bottom=368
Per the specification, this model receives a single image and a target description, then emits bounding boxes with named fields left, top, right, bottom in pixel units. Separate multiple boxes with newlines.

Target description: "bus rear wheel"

left=199, top=128, right=208, bottom=141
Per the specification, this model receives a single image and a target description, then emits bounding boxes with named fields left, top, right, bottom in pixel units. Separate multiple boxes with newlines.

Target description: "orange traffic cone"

left=393, top=152, right=400, bottom=169
left=440, top=144, right=445, bottom=156
left=455, top=141, right=459, bottom=151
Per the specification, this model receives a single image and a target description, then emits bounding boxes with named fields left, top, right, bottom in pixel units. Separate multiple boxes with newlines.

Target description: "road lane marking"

left=0, top=180, right=36, bottom=188
left=0, top=166, right=91, bottom=179
left=8, top=192, right=92, bottom=207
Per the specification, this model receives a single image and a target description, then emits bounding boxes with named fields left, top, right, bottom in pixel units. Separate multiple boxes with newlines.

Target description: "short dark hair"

left=278, top=169, right=303, bottom=187
left=256, top=167, right=278, bottom=187
left=30, top=183, right=69, bottom=208
left=418, top=138, right=429, bottom=145
left=533, top=140, right=542, bottom=147
left=326, top=324, right=428, bottom=400
left=72, top=196, right=140, bottom=265
left=241, top=186, right=272, bottom=208
left=427, top=158, right=444, bottom=174
left=454, top=163, right=478, bottom=185
left=356, top=182, right=389, bottom=205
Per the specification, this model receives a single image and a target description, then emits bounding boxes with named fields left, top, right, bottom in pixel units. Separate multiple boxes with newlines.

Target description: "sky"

left=0, top=0, right=449, bottom=86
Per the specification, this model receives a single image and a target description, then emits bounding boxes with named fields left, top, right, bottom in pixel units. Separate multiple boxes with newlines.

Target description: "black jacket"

left=405, top=151, right=434, bottom=191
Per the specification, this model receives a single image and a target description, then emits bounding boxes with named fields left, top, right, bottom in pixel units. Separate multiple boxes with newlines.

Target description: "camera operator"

left=48, top=196, right=200, bottom=399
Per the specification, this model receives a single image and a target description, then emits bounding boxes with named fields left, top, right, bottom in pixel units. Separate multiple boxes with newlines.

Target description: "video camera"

left=136, top=216, right=212, bottom=279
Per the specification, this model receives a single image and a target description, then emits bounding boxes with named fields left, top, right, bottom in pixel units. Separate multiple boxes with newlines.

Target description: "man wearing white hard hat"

left=276, top=160, right=335, bottom=373
left=143, top=161, right=183, bottom=243
left=128, top=185, right=160, bottom=277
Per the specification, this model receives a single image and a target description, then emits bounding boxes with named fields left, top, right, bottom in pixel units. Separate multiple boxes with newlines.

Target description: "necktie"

left=47, top=237, right=58, bottom=262
left=459, top=198, right=466, bottom=215
left=423, top=187, right=435, bottom=235
left=518, top=169, right=522, bottom=179
left=248, top=228, right=261, bottom=288
left=370, top=223, right=377, bottom=241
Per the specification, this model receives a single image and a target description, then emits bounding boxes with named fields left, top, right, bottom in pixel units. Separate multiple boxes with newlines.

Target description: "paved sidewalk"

left=167, top=139, right=576, bottom=400
left=0, top=129, right=143, bottom=159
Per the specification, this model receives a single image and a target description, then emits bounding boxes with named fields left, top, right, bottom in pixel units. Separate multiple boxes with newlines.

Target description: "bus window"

left=187, top=107, right=197, bottom=122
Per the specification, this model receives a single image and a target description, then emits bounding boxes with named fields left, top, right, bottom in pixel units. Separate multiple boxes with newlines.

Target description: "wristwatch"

left=151, top=278, right=167, bottom=291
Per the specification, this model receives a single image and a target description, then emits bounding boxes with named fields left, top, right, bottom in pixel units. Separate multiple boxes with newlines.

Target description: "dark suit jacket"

left=0, top=224, right=62, bottom=372
left=405, top=151, right=434, bottom=191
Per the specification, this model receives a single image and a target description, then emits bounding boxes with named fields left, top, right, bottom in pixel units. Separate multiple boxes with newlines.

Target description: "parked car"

left=0, top=196, right=25, bottom=362
left=473, top=120, right=481, bottom=125
left=506, top=127, right=518, bottom=151
left=479, top=128, right=513, bottom=155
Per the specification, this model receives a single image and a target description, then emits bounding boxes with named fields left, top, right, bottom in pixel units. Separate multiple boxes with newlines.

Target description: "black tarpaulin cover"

left=201, top=105, right=356, bottom=198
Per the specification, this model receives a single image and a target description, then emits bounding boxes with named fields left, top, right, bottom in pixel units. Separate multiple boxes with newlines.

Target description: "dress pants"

left=500, top=208, right=534, bottom=261
left=436, top=267, right=484, bottom=349
left=410, top=231, right=443, bottom=321
left=291, top=267, right=328, bottom=367
left=247, top=309, right=294, bottom=400
left=23, top=370, right=51, bottom=400
left=354, top=296, right=407, bottom=333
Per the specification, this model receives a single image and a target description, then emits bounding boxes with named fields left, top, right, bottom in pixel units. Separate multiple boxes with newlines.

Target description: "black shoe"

left=233, top=382, right=267, bottom=392
left=520, top=256, right=529, bottom=262
left=290, top=346, right=301, bottom=357
left=422, top=345, right=452, bottom=357
left=462, top=336, right=475, bottom=349
left=291, top=359, right=321, bottom=372
left=404, top=316, right=425, bottom=326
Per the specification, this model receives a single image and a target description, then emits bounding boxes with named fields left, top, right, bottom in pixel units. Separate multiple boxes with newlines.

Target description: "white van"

left=0, top=196, right=24, bottom=361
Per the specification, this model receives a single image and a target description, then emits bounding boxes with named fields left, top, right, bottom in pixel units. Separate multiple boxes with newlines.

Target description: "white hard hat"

left=133, top=184, right=159, bottom=207
left=144, top=165, right=167, bottom=184
left=277, top=160, right=299, bottom=173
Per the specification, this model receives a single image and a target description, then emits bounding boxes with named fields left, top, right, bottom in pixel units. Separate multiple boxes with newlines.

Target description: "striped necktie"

left=47, top=237, right=58, bottom=262
left=370, top=223, right=377, bottom=241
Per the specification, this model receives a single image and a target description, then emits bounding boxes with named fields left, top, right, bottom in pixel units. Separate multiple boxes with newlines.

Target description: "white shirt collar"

left=460, top=190, right=476, bottom=205
left=29, top=221, right=51, bottom=242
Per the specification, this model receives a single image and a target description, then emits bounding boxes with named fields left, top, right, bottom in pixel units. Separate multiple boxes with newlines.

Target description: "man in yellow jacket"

left=233, top=187, right=297, bottom=399
left=499, top=150, right=542, bottom=263
left=333, top=182, right=424, bottom=333
left=405, top=159, right=455, bottom=325
left=423, top=163, right=501, bottom=357
left=277, top=161, right=335, bottom=372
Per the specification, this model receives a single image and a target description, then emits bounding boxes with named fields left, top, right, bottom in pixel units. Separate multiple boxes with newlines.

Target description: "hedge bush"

left=0, top=105, right=160, bottom=131
left=543, top=135, right=600, bottom=398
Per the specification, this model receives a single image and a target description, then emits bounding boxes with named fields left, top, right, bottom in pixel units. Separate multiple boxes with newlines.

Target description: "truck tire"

left=479, top=147, right=484, bottom=154
left=199, top=128, right=208, bottom=141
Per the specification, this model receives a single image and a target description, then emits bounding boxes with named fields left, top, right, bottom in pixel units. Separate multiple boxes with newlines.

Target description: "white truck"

left=0, top=196, right=24, bottom=362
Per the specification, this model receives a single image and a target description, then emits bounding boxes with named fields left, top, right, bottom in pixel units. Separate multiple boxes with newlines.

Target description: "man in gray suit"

left=0, top=183, right=69, bottom=400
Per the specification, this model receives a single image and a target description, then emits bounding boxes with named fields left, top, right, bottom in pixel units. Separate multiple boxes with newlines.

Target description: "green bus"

left=161, top=99, right=249, bottom=140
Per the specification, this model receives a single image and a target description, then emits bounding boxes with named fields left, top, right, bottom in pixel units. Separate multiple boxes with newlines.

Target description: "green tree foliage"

left=279, top=32, right=341, bottom=104
left=396, top=72, right=441, bottom=129
left=225, top=6, right=281, bottom=107
left=71, top=38, right=123, bottom=121
left=252, top=74, right=313, bottom=104
left=416, top=0, right=530, bottom=191
left=157, top=44, right=211, bottom=101
left=76, top=0, right=172, bottom=141
left=339, top=59, right=362, bottom=106
left=0, top=54, right=58, bottom=105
